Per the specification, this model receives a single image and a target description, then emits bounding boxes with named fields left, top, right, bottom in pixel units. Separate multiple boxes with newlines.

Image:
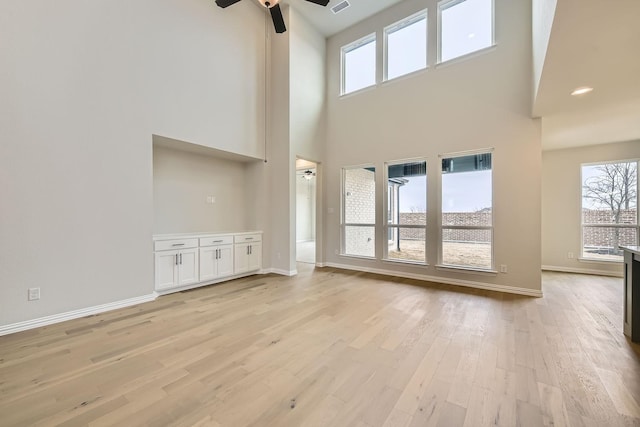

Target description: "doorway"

left=296, top=158, right=317, bottom=264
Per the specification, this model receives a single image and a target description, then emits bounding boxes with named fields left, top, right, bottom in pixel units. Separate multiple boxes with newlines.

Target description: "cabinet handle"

left=246, top=246, right=249, bottom=255
left=249, top=245, right=252, bottom=255
left=213, top=240, right=223, bottom=243
left=245, top=237, right=254, bottom=240
left=172, top=243, right=185, bottom=247
left=216, top=249, right=219, bottom=259
left=179, top=253, right=183, bottom=264
left=175, top=254, right=178, bottom=265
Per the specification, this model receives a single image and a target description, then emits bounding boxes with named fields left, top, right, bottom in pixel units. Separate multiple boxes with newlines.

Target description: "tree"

left=583, top=162, right=637, bottom=253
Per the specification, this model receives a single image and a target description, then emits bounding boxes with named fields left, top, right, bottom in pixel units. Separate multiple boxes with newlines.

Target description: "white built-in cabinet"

left=154, top=238, right=199, bottom=291
left=234, top=234, right=262, bottom=274
left=199, top=235, right=234, bottom=282
left=154, top=232, right=262, bottom=294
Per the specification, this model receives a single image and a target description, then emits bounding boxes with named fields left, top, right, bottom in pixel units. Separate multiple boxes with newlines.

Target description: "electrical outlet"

left=567, top=252, right=574, bottom=259
left=500, top=265, right=508, bottom=273
left=28, top=287, right=40, bottom=301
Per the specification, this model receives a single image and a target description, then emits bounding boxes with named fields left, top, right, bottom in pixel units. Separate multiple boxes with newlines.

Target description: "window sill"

left=578, top=257, right=623, bottom=264
left=382, top=258, right=429, bottom=267
left=382, top=66, right=429, bottom=86
left=339, top=84, right=376, bottom=99
left=436, top=44, right=497, bottom=69
left=339, top=254, right=376, bottom=261
left=435, top=264, right=498, bottom=276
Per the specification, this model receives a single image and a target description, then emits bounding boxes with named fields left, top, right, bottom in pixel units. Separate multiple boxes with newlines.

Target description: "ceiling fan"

left=215, top=0, right=330, bottom=34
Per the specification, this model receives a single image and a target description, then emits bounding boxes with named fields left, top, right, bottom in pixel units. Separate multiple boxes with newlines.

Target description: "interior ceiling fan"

left=215, top=0, right=329, bottom=34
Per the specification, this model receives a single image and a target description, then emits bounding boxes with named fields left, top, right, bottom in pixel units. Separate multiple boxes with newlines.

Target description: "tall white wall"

left=0, top=0, right=266, bottom=328
left=265, top=6, right=326, bottom=274
left=153, top=145, right=249, bottom=234
left=325, top=0, right=542, bottom=292
left=542, top=140, right=640, bottom=276
left=532, top=0, right=558, bottom=102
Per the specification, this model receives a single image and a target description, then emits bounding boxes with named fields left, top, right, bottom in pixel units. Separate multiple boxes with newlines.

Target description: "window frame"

left=341, top=164, right=377, bottom=259
left=383, top=159, right=428, bottom=265
left=340, top=33, right=377, bottom=96
left=437, top=0, right=495, bottom=64
left=579, top=159, right=640, bottom=263
left=383, top=9, right=428, bottom=82
left=437, top=148, right=495, bottom=272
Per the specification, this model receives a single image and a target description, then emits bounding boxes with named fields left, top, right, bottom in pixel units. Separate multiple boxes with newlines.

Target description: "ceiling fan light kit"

left=214, top=0, right=330, bottom=34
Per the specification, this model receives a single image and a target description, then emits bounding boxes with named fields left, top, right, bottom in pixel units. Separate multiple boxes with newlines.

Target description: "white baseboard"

left=0, top=293, right=158, bottom=337
left=315, top=262, right=326, bottom=268
left=541, top=265, right=623, bottom=278
left=263, top=268, right=298, bottom=277
left=325, top=262, right=543, bottom=297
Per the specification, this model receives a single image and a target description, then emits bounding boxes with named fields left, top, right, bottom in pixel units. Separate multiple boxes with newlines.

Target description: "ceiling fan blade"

left=270, top=4, right=286, bottom=34
left=304, top=0, right=330, bottom=6
left=215, top=0, right=242, bottom=8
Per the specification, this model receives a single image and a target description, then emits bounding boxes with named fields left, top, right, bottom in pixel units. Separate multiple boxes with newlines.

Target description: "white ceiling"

left=282, top=0, right=640, bottom=151
left=534, top=0, right=640, bottom=150
left=282, top=0, right=404, bottom=36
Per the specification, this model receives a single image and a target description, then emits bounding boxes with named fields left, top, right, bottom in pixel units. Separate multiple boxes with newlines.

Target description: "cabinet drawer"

left=199, top=235, right=234, bottom=247
left=234, top=233, right=262, bottom=243
left=154, top=238, right=198, bottom=251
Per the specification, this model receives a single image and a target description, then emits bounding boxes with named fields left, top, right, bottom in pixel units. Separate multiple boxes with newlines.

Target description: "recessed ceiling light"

left=571, top=86, right=594, bottom=96
left=468, top=33, right=476, bottom=39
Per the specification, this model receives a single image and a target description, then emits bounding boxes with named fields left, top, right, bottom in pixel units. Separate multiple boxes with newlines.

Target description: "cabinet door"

left=155, top=251, right=178, bottom=290
left=248, top=242, right=262, bottom=272
left=234, top=243, right=249, bottom=274
left=178, top=248, right=199, bottom=286
left=217, top=244, right=234, bottom=278
left=199, top=247, right=217, bottom=282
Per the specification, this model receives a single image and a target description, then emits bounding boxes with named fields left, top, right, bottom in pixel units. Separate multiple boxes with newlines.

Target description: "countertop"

left=621, top=246, right=640, bottom=256
left=153, top=231, right=262, bottom=241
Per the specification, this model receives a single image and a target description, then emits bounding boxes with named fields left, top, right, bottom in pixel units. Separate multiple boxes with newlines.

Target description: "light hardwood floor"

left=1, top=265, right=639, bottom=426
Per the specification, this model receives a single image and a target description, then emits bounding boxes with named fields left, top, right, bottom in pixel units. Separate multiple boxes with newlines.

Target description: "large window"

left=440, top=151, right=493, bottom=270
left=342, top=166, right=376, bottom=257
left=385, top=161, right=427, bottom=263
left=384, top=11, right=427, bottom=81
left=439, top=0, right=493, bottom=63
left=341, top=34, right=376, bottom=95
left=581, top=161, right=639, bottom=261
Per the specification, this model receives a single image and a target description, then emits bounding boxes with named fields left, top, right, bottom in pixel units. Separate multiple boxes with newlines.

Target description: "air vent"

left=331, top=0, right=350, bottom=14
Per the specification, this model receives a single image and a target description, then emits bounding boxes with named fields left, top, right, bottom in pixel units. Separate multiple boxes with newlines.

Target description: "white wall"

left=153, top=145, right=250, bottom=234
left=265, top=6, right=326, bottom=274
left=542, top=140, right=640, bottom=276
left=0, top=0, right=266, bottom=328
left=325, top=0, right=542, bottom=293
left=532, top=0, right=558, bottom=102
left=290, top=8, right=326, bottom=266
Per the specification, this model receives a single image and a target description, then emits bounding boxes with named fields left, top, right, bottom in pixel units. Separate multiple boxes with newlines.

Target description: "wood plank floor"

left=1, top=265, right=639, bottom=426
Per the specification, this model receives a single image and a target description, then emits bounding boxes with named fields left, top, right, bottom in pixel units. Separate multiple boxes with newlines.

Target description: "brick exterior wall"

left=397, top=212, right=492, bottom=242
left=344, top=168, right=376, bottom=256
left=582, top=209, right=637, bottom=247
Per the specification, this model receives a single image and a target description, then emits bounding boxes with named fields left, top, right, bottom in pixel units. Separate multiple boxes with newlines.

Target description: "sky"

left=396, top=170, right=492, bottom=213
